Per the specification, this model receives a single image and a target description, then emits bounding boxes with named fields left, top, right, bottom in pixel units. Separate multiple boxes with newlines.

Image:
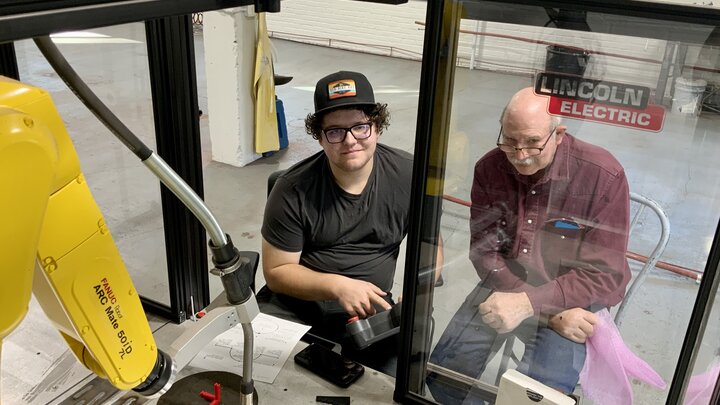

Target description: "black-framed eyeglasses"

left=322, top=122, right=372, bottom=144
left=496, top=126, right=556, bottom=156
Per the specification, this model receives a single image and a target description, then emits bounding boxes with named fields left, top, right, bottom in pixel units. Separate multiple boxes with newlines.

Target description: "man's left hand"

left=548, top=307, right=598, bottom=343
left=478, top=292, right=534, bottom=333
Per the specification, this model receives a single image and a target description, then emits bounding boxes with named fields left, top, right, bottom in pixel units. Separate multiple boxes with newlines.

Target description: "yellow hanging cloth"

left=253, top=12, right=279, bottom=154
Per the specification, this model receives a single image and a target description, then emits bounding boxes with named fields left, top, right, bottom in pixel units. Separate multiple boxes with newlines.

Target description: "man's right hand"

left=548, top=307, right=598, bottom=343
left=332, top=277, right=391, bottom=318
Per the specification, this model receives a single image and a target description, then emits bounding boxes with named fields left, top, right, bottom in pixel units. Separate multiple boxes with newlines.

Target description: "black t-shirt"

left=261, top=143, right=414, bottom=292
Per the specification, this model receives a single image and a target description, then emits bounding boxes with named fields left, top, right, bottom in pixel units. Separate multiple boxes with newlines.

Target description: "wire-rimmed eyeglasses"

left=496, top=126, right=556, bottom=156
left=322, top=123, right=372, bottom=144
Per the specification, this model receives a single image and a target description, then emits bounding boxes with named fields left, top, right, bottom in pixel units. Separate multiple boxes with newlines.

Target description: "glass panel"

left=682, top=284, right=720, bottom=404
left=407, top=2, right=720, bottom=404
left=14, top=23, right=170, bottom=305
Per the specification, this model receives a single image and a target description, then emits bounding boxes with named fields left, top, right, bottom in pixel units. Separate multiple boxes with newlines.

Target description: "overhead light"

left=50, top=31, right=141, bottom=44
left=354, top=0, right=409, bottom=4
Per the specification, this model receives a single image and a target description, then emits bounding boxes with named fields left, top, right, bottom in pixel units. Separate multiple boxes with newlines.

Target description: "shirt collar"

left=546, top=133, right=571, bottom=182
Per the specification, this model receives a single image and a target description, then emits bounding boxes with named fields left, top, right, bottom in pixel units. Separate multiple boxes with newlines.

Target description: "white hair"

left=550, top=115, right=562, bottom=132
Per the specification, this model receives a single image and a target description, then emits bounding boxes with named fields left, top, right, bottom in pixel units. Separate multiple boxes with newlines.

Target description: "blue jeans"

left=426, top=284, right=586, bottom=404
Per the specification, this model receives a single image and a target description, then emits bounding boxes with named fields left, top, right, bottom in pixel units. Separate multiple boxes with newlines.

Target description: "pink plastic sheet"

left=579, top=309, right=667, bottom=405
left=684, top=364, right=720, bottom=405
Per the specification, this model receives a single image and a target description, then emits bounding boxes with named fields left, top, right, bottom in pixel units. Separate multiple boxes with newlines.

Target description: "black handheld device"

left=346, top=303, right=402, bottom=349
left=294, top=343, right=364, bottom=388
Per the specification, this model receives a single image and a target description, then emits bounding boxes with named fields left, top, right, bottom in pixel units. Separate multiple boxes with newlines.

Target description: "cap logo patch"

left=328, top=80, right=357, bottom=99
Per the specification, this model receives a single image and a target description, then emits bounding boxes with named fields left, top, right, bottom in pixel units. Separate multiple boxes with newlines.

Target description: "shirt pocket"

left=541, top=217, right=586, bottom=260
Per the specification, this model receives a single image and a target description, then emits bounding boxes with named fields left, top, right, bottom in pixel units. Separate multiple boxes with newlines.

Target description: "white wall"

left=267, top=0, right=719, bottom=95
left=267, top=0, right=426, bottom=60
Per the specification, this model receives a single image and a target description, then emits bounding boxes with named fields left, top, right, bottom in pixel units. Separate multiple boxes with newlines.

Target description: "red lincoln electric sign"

left=535, top=73, right=666, bottom=132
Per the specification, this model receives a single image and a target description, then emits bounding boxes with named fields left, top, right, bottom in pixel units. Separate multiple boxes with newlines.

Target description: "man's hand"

left=332, top=277, right=391, bottom=318
left=478, top=292, right=534, bottom=333
left=548, top=308, right=598, bottom=343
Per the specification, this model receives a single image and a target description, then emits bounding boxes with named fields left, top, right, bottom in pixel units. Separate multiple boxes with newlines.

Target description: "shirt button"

left=527, top=219, right=533, bottom=224
left=522, top=248, right=528, bottom=253
left=501, top=221, right=506, bottom=226
left=561, top=235, right=566, bottom=239
left=531, top=190, right=536, bottom=195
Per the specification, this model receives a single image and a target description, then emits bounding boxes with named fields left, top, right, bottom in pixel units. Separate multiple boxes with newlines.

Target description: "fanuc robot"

left=0, top=31, right=273, bottom=404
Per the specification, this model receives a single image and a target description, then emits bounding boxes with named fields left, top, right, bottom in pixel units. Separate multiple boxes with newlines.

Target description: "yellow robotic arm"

left=0, top=76, right=172, bottom=395
left=1, top=32, right=263, bottom=403
left=0, top=77, right=59, bottom=342
left=0, top=35, right=262, bottom=404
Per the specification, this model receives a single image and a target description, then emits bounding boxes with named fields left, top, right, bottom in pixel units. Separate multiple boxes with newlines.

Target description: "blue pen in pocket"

left=545, top=217, right=585, bottom=237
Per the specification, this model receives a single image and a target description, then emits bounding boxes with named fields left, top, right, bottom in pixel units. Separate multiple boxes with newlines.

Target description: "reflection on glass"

left=416, top=3, right=720, bottom=405
left=428, top=87, right=633, bottom=403
left=14, top=23, right=170, bottom=305
left=682, top=288, right=720, bottom=404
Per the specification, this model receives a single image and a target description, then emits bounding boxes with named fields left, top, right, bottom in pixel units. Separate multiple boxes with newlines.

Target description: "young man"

left=427, top=87, right=631, bottom=402
left=259, top=71, right=416, bottom=375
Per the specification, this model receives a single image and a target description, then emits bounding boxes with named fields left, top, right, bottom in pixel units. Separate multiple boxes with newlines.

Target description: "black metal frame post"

left=0, top=42, right=19, bottom=80
left=395, top=0, right=461, bottom=403
left=393, top=1, right=443, bottom=399
left=144, top=15, right=208, bottom=323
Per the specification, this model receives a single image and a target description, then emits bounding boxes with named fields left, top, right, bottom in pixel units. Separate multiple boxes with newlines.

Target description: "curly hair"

left=305, top=103, right=390, bottom=140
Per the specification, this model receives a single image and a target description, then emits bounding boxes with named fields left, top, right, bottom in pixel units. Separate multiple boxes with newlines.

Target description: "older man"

left=427, top=87, right=631, bottom=402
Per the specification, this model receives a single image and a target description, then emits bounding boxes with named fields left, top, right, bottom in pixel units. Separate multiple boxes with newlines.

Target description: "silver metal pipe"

left=242, top=322, right=254, bottom=404
left=143, top=153, right=227, bottom=246
left=615, top=192, right=671, bottom=327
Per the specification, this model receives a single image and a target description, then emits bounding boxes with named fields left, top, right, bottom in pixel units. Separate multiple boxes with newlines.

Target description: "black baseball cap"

left=313, top=71, right=376, bottom=116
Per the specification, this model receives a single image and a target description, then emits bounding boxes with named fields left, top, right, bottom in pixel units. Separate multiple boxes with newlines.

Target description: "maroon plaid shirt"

left=470, top=134, right=631, bottom=315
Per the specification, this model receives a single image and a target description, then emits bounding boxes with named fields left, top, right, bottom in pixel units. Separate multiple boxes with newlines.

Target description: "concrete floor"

left=2, top=22, right=720, bottom=404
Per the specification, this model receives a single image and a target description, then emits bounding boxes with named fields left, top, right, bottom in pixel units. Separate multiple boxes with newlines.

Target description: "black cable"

left=33, top=36, right=152, bottom=161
